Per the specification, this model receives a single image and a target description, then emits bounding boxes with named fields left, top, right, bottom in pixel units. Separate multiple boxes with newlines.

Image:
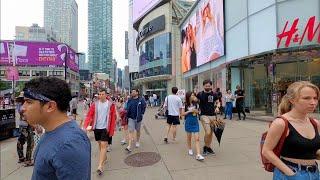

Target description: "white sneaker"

left=135, top=142, right=140, bottom=148
left=188, top=149, right=193, bottom=156
left=120, top=140, right=127, bottom=145
left=107, top=146, right=111, bottom=152
left=196, top=154, right=205, bottom=161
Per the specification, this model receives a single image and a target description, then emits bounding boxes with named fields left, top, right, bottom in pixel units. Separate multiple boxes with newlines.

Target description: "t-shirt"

left=164, top=95, right=183, bottom=116
left=32, top=120, right=91, bottom=180
left=197, top=91, right=218, bottom=116
left=95, top=101, right=109, bottom=129
left=235, top=89, right=245, bottom=103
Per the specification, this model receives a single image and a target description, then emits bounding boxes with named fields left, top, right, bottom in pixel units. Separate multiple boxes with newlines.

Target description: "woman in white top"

left=224, top=90, right=234, bottom=120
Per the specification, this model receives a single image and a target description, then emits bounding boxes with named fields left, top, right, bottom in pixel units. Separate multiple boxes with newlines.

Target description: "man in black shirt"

left=197, top=80, right=220, bottom=155
left=235, top=85, right=246, bottom=120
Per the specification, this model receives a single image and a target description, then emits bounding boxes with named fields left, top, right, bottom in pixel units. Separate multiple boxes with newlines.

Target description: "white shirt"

left=164, top=95, right=183, bottom=116
left=95, top=101, right=109, bottom=129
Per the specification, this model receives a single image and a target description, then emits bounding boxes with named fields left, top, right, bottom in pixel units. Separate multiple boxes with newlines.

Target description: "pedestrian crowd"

left=13, top=76, right=320, bottom=180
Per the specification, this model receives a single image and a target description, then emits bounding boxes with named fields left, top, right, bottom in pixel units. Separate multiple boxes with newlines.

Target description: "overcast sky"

left=0, top=0, right=129, bottom=69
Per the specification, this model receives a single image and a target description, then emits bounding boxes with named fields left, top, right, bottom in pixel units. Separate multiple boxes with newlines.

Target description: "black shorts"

left=167, top=115, right=180, bottom=125
left=72, top=109, right=77, bottom=115
left=94, top=129, right=109, bottom=142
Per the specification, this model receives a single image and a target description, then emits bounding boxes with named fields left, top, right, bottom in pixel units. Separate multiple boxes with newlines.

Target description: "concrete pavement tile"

left=170, top=163, right=272, bottom=180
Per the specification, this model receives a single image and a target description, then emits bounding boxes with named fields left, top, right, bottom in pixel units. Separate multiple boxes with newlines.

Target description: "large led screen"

left=181, top=0, right=224, bottom=73
left=133, top=0, right=162, bottom=23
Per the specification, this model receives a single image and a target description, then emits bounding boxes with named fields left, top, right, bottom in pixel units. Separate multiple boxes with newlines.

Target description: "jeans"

left=273, top=166, right=319, bottom=180
left=224, top=102, right=233, bottom=119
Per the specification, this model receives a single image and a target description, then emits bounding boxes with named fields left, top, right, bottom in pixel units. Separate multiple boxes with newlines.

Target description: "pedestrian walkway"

left=1, top=108, right=274, bottom=180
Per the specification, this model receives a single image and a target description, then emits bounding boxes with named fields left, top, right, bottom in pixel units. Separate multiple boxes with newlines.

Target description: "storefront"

left=182, top=0, right=320, bottom=115
left=133, top=1, right=193, bottom=102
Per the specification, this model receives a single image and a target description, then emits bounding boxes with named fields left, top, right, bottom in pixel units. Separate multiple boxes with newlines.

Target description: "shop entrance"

left=243, top=64, right=272, bottom=113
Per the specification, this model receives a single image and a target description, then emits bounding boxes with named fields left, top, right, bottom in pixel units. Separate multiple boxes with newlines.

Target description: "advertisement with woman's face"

left=181, top=0, right=224, bottom=73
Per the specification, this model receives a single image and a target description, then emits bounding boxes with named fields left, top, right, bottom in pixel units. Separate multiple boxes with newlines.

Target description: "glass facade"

left=88, top=0, right=113, bottom=74
left=138, top=33, right=172, bottom=78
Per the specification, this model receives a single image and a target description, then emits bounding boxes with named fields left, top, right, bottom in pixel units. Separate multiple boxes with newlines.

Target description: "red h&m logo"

left=277, top=16, right=320, bottom=48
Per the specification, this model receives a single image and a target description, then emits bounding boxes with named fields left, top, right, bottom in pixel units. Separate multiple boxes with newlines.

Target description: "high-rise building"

left=44, top=0, right=78, bottom=50
left=79, top=53, right=89, bottom=70
left=128, top=0, right=139, bottom=74
left=125, top=31, right=129, bottom=59
left=123, top=65, right=130, bottom=90
left=117, top=68, right=123, bottom=88
left=15, top=24, right=57, bottom=42
left=88, top=0, right=113, bottom=75
left=110, top=59, right=117, bottom=84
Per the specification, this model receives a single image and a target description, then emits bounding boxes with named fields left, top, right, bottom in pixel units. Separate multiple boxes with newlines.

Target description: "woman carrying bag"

left=262, top=81, right=320, bottom=179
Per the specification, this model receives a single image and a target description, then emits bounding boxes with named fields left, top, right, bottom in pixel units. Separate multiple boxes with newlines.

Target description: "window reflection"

left=139, top=33, right=172, bottom=78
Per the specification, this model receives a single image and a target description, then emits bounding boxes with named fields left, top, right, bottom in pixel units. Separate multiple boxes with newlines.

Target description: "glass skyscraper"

left=44, top=0, right=78, bottom=51
left=88, top=0, right=113, bottom=74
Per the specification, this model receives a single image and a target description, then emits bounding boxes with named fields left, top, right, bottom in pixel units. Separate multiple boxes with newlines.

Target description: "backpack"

left=260, top=116, right=318, bottom=172
left=260, top=116, right=288, bottom=172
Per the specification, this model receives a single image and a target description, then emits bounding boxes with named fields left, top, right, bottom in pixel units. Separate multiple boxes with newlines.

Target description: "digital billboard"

left=0, top=41, right=79, bottom=72
left=181, top=0, right=224, bottom=73
left=133, top=0, right=162, bottom=23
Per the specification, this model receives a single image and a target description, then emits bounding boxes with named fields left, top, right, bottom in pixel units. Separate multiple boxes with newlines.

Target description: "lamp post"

left=64, top=47, right=68, bottom=81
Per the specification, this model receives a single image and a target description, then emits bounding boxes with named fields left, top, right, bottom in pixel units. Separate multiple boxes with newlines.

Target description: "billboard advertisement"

left=0, top=41, right=79, bottom=72
left=181, top=0, right=224, bottom=73
left=133, top=0, right=162, bottom=23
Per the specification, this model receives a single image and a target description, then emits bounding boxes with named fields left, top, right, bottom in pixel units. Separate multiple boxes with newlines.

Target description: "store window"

left=139, top=33, right=172, bottom=78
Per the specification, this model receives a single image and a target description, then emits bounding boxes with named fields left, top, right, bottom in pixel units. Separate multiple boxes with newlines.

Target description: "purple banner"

left=0, top=41, right=79, bottom=72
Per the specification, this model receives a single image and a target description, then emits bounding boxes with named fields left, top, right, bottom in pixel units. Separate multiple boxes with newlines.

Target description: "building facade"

left=123, top=65, right=130, bottom=90
left=79, top=53, right=89, bottom=70
left=44, top=0, right=78, bottom=50
left=16, top=24, right=57, bottom=42
left=181, top=0, right=320, bottom=115
left=132, top=0, right=194, bottom=102
left=117, top=68, right=123, bottom=89
left=88, top=0, right=113, bottom=75
left=125, top=31, right=129, bottom=59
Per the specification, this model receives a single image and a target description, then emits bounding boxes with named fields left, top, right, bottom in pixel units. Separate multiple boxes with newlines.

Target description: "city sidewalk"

left=1, top=107, right=275, bottom=180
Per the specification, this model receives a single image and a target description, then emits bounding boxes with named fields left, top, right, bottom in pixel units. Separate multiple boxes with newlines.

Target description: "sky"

left=0, top=0, right=129, bottom=69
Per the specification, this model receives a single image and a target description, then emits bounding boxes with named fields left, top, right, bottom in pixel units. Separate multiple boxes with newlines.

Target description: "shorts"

left=94, top=129, right=109, bottom=141
left=128, top=118, right=142, bottom=132
left=167, top=115, right=180, bottom=125
left=200, top=115, right=216, bottom=135
left=72, top=109, right=77, bottom=115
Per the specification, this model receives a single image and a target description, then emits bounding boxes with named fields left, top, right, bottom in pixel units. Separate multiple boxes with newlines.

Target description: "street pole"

left=64, top=47, right=67, bottom=81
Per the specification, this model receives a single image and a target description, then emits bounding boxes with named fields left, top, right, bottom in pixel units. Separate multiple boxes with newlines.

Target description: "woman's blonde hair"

left=278, top=81, right=320, bottom=115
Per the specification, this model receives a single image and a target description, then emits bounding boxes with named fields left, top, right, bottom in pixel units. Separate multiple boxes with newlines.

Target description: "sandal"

left=24, top=161, right=34, bottom=167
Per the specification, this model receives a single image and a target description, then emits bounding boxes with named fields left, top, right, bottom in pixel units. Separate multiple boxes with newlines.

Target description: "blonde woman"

left=262, top=81, right=320, bottom=179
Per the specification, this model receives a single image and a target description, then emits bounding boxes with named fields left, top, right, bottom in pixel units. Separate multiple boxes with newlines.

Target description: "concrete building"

left=132, top=0, right=194, bottom=102
left=44, top=0, right=78, bottom=50
left=88, top=0, right=113, bottom=74
left=181, top=0, right=320, bottom=115
left=15, top=24, right=57, bottom=42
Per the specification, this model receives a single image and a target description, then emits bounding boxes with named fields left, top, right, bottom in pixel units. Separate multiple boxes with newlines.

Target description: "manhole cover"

left=124, top=152, right=161, bottom=167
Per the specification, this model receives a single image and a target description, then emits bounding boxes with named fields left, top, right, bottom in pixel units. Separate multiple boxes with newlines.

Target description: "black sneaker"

left=164, top=138, right=168, bottom=144
left=203, top=146, right=208, bottom=156
left=207, top=147, right=216, bottom=155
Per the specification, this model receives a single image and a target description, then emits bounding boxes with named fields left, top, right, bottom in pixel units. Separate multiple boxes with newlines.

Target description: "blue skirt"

left=185, top=114, right=199, bottom=133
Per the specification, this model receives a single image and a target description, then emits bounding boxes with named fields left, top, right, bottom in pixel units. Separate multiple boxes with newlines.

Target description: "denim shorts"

left=273, top=166, right=319, bottom=180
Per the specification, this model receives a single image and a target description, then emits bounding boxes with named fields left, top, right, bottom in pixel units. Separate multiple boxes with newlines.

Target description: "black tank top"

left=281, top=120, right=320, bottom=159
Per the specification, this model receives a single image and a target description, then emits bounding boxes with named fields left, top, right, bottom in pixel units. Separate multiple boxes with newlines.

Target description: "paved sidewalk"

left=1, top=107, right=274, bottom=180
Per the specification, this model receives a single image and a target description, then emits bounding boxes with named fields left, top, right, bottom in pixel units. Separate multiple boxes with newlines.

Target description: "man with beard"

left=197, top=80, right=220, bottom=155
left=22, top=77, right=91, bottom=180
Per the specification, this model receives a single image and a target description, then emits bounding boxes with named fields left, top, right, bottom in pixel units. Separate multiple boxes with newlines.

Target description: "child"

left=182, top=91, right=204, bottom=161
